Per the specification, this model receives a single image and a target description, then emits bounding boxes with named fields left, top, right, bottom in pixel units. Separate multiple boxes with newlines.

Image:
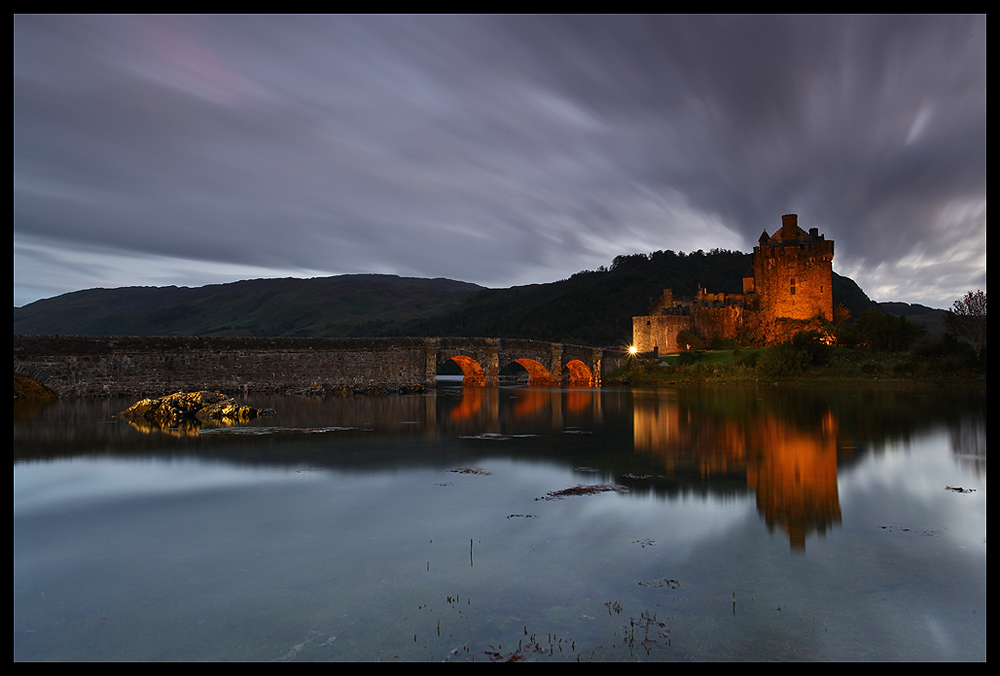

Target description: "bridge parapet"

left=14, top=335, right=627, bottom=397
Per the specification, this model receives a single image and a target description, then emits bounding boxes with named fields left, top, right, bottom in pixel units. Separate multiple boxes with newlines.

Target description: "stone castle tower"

left=748, top=214, right=834, bottom=323
left=631, top=213, right=835, bottom=352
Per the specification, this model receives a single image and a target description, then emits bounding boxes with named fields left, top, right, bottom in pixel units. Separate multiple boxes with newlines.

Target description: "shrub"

left=756, top=344, right=810, bottom=377
left=676, top=350, right=704, bottom=365
left=790, top=330, right=833, bottom=366
left=708, top=336, right=739, bottom=350
left=905, top=335, right=980, bottom=375
left=676, top=331, right=704, bottom=351
left=860, top=361, right=882, bottom=376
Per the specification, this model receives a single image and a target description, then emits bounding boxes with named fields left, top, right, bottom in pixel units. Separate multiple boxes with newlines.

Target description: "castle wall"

left=632, top=315, right=692, bottom=354
left=691, top=306, right=742, bottom=344
left=752, top=245, right=833, bottom=322
left=648, top=288, right=675, bottom=315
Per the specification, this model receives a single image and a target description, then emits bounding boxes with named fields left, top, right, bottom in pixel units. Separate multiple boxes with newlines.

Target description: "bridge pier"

left=424, top=338, right=439, bottom=388
left=549, top=345, right=563, bottom=385
left=485, top=347, right=499, bottom=387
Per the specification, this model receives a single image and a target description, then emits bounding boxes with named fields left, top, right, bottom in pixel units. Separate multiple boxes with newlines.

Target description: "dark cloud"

left=14, top=14, right=985, bottom=308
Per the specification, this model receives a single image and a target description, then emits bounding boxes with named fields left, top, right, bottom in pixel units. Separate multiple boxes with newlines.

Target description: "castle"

left=632, top=214, right=834, bottom=352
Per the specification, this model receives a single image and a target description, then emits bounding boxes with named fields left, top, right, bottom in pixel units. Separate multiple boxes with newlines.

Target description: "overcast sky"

left=14, top=14, right=985, bottom=309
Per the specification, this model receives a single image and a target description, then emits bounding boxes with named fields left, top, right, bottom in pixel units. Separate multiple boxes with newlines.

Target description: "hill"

left=13, top=250, right=878, bottom=346
left=392, top=249, right=875, bottom=346
left=13, top=275, right=484, bottom=338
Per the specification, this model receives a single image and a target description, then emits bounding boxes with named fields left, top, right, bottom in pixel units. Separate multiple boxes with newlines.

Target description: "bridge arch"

left=430, top=338, right=610, bottom=388
left=446, top=355, right=488, bottom=387
left=512, top=358, right=554, bottom=386
left=564, top=359, right=594, bottom=386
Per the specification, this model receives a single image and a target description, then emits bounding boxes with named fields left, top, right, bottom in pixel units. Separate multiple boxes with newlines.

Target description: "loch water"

left=14, top=382, right=986, bottom=661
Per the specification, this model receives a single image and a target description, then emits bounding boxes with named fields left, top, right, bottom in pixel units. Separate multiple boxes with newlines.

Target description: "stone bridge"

left=13, top=335, right=629, bottom=398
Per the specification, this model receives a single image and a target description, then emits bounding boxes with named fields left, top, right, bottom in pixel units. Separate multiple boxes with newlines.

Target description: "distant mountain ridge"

left=13, top=274, right=485, bottom=338
left=15, top=249, right=903, bottom=345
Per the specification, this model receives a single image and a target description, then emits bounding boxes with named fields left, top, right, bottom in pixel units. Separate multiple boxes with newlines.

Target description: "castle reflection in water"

left=632, top=389, right=841, bottom=551
left=443, top=385, right=846, bottom=552
left=94, top=381, right=982, bottom=555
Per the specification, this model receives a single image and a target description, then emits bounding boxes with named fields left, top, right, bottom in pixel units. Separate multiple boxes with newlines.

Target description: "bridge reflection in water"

left=439, top=384, right=604, bottom=438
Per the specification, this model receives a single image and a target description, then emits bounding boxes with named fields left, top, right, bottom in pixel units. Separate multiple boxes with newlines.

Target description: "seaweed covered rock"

left=14, top=372, right=59, bottom=402
left=120, top=391, right=275, bottom=429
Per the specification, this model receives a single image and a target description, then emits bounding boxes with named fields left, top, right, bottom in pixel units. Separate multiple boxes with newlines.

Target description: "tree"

left=834, top=303, right=851, bottom=325
left=944, top=290, right=987, bottom=358
left=851, top=307, right=925, bottom=352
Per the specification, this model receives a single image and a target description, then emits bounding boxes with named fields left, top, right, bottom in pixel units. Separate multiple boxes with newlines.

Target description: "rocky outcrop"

left=119, top=391, right=275, bottom=429
left=14, top=372, right=58, bottom=401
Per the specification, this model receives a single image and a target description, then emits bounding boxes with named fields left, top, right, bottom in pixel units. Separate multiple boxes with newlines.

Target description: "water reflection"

left=16, top=384, right=984, bottom=556
left=13, top=383, right=986, bottom=661
left=633, top=389, right=840, bottom=550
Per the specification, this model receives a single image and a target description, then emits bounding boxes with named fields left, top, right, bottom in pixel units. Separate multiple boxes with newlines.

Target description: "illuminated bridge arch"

left=446, top=355, right=488, bottom=387
left=429, top=338, right=607, bottom=388
left=511, top=358, right=555, bottom=386
left=564, top=359, right=594, bottom=386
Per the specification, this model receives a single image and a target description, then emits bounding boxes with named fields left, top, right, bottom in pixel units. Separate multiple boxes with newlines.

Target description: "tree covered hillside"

left=395, top=249, right=874, bottom=347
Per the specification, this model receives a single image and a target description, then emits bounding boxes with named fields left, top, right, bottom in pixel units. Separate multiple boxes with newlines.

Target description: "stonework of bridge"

left=13, top=335, right=629, bottom=398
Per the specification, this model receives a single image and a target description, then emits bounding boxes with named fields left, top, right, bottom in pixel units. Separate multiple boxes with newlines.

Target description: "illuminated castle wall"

left=749, top=213, right=834, bottom=323
left=632, top=214, right=834, bottom=351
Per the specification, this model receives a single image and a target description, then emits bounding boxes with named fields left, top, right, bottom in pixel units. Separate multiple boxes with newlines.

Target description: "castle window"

left=790, top=278, right=796, bottom=295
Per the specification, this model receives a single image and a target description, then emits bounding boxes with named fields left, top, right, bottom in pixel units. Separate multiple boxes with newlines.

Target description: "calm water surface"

left=14, top=383, right=986, bottom=661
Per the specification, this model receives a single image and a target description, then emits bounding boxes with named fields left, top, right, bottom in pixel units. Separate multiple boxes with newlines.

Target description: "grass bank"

left=610, top=344, right=985, bottom=386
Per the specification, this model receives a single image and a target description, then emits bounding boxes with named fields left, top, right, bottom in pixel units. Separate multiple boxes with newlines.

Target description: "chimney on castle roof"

left=780, top=213, right=799, bottom=240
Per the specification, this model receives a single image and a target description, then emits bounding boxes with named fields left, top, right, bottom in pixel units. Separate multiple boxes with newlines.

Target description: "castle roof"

left=760, top=214, right=828, bottom=248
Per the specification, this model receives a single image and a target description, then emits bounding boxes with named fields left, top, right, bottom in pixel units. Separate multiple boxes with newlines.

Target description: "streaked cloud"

left=14, top=14, right=985, bottom=308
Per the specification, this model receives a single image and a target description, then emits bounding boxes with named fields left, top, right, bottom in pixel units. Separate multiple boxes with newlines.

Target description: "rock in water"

left=120, top=391, right=275, bottom=428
